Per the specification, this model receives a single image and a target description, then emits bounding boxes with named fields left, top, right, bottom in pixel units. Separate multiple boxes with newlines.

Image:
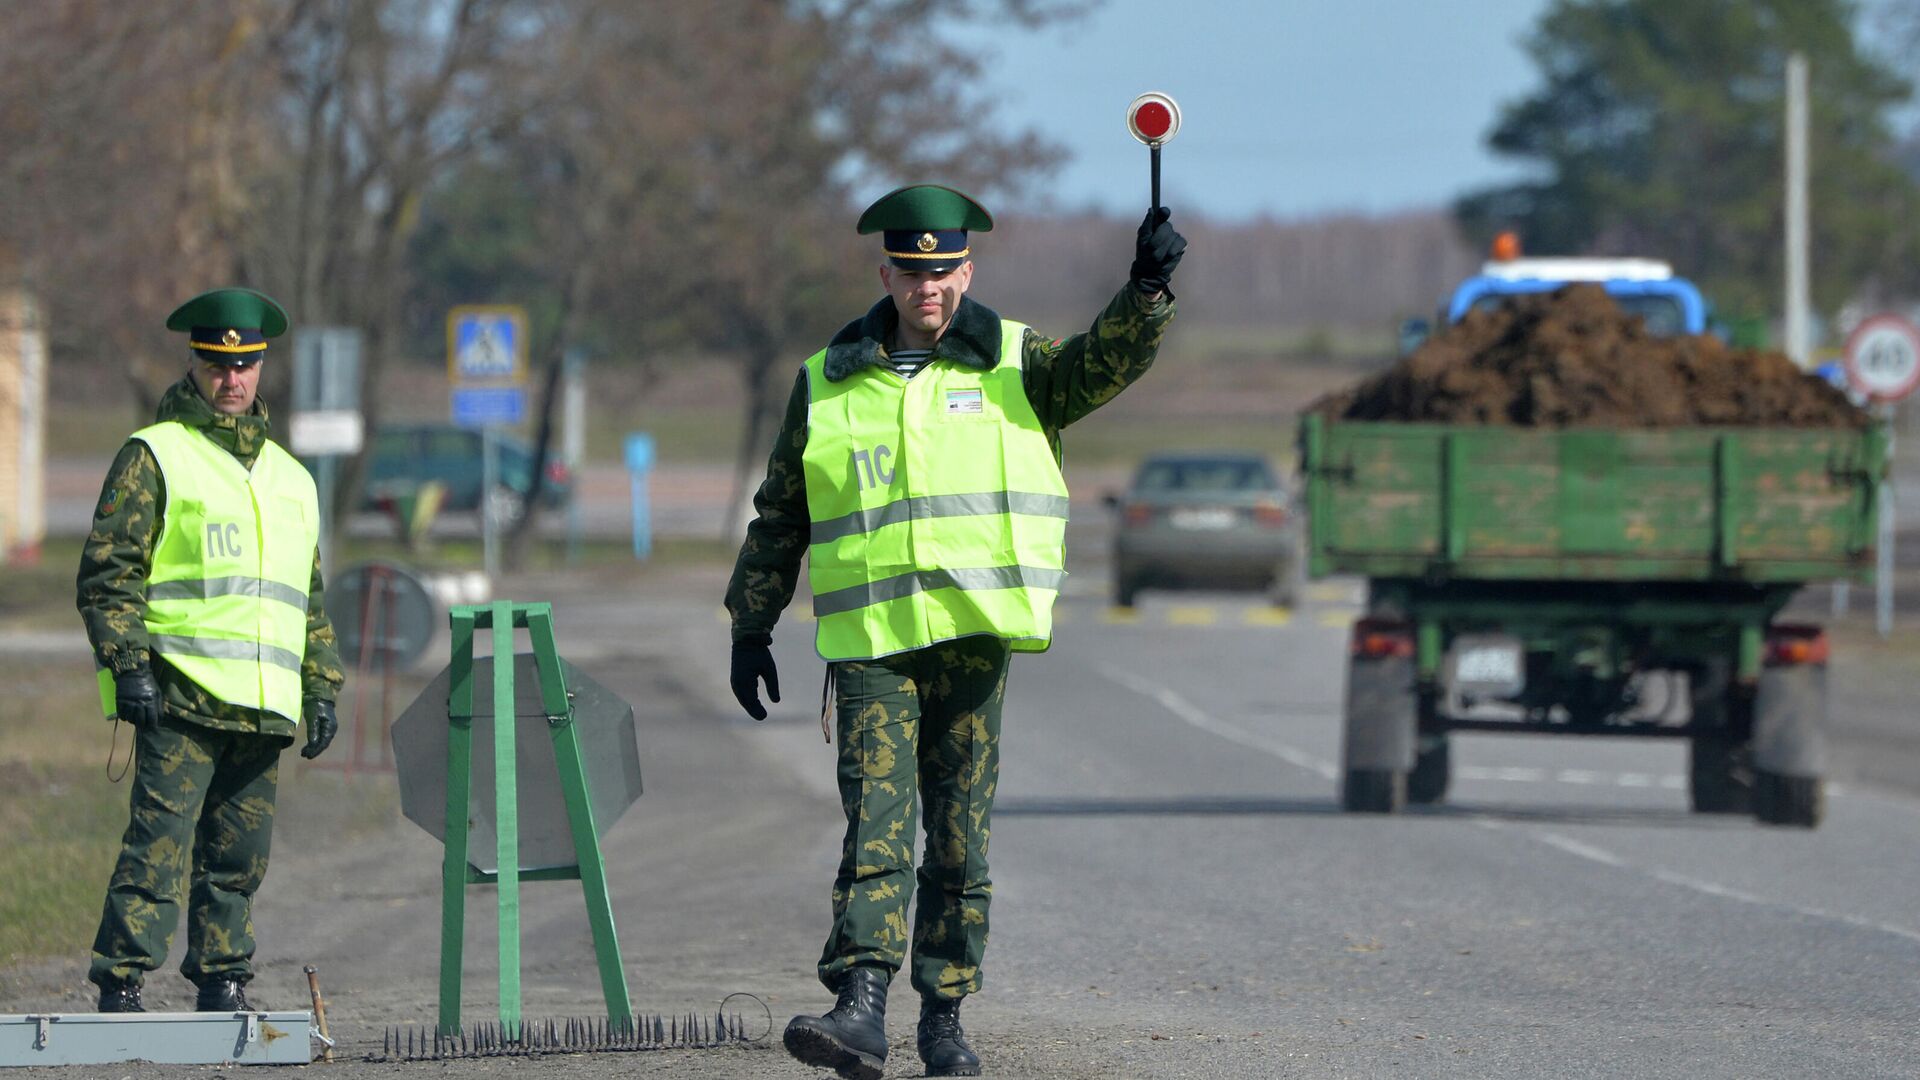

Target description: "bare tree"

left=0, top=1, right=280, bottom=411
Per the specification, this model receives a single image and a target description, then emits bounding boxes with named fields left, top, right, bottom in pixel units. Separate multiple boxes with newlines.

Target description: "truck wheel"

left=1340, top=646, right=1416, bottom=815
left=1750, top=662, right=1826, bottom=828
left=1753, top=772, right=1823, bottom=828
left=1687, top=735, right=1752, bottom=815
left=1408, top=735, right=1450, bottom=804
left=1342, top=768, right=1406, bottom=813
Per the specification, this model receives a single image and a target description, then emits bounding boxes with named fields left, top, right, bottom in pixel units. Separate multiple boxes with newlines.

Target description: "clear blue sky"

left=956, top=0, right=1555, bottom=222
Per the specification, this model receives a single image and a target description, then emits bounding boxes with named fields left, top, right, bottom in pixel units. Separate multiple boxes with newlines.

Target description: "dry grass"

left=0, top=655, right=129, bottom=965
left=0, top=653, right=402, bottom=966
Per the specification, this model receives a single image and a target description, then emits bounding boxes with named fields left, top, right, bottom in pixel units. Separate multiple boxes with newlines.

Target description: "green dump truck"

left=1300, top=410, right=1883, bottom=828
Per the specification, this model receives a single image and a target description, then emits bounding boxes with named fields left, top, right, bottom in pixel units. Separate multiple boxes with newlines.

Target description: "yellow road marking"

left=1101, top=607, right=1142, bottom=625
left=1307, top=583, right=1353, bottom=603
left=1317, top=610, right=1358, bottom=628
left=1243, top=607, right=1293, bottom=626
left=1167, top=606, right=1216, bottom=626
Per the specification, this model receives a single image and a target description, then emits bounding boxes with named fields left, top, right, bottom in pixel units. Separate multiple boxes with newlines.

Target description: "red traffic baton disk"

left=1126, top=91, right=1182, bottom=215
left=1127, top=91, right=1182, bottom=146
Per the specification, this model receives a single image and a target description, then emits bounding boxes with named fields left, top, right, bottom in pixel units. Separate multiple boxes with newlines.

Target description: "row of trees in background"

left=1456, top=0, right=1920, bottom=319
left=9, top=0, right=1920, bottom=559
left=0, top=0, right=1084, bottom=559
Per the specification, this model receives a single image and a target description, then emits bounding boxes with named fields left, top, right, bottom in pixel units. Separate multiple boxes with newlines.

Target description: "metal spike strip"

left=366, top=1010, right=755, bottom=1061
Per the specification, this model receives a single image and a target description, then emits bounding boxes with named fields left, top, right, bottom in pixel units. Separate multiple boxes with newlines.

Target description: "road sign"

left=451, top=386, right=526, bottom=427
left=392, top=654, right=643, bottom=874
left=448, top=305, right=527, bottom=385
left=327, top=561, right=438, bottom=672
left=290, top=410, right=365, bottom=456
left=1843, top=314, right=1920, bottom=402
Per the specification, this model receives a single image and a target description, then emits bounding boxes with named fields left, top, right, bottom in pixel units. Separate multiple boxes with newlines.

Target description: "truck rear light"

left=1253, top=503, right=1288, bottom=527
left=1123, top=503, right=1154, bottom=526
left=1351, top=617, right=1414, bottom=659
left=545, top=460, right=571, bottom=485
left=1764, top=625, right=1829, bottom=667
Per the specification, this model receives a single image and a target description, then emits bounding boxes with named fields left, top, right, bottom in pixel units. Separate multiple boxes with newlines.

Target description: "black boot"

left=95, top=978, right=144, bottom=1014
left=194, top=977, right=255, bottom=1012
left=917, top=996, right=981, bottom=1077
left=783, top=966, right=889, bottom=1080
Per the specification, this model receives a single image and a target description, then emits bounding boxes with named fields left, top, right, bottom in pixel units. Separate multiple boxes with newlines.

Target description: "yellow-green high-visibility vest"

left=802, top=319, right=1070, bottom=661
left=95, top=421, right=320, bottom=722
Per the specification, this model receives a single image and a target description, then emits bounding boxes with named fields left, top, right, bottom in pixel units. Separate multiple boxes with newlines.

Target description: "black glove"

left=113, top=667, right=163, bottom=731
left=301, top=699, right=338, bottom=760
left=729, top=637, right=780, bottom=721
left=1129, top=207, right=1188, bottom=297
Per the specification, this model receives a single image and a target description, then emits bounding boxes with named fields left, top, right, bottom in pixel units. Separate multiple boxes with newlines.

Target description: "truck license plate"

left=1451, top=638, right=1524, bottom=695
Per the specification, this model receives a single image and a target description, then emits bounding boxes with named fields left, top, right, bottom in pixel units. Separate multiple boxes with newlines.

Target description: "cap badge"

left=916, top=232, right=938, bottom=253
left=222, top=329, right=242, bottom=347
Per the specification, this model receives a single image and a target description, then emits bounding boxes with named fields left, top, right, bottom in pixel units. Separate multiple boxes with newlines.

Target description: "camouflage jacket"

left=725, top=282, right=1174, bottom=642
left=77, top=378, right=345, bottom=739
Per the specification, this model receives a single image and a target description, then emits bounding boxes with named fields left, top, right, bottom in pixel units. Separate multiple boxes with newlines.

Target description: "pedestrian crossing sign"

left=448, top=306, right=527, bottom=384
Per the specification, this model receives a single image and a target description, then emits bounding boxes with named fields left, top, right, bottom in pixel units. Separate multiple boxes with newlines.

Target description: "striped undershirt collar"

left=888, top=347, right=933, bottom=378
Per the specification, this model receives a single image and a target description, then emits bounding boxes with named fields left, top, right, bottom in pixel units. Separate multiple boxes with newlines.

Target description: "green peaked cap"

left=164, top=288, right=290, bottom=338
left=855, top=184, right=994, bottom=234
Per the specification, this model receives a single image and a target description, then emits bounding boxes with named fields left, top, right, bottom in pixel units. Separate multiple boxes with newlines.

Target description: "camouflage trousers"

left=819, top=635, right=1010, bottom=1001
left=89, top=716, right=281, bottom=988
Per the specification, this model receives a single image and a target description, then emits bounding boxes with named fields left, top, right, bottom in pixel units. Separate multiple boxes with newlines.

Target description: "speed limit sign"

left=1843, top=314, right=1920, bottom=402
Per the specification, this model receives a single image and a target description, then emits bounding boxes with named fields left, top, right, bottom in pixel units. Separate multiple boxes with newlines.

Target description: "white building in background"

left=0, top=289, right=47, bottom=563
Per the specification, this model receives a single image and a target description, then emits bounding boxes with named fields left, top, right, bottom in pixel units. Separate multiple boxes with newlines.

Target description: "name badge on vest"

left=945, top=388, right=984, bottom=416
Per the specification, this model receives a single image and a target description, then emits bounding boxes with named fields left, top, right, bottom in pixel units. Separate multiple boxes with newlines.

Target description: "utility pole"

left=1784, top=52, right=1811, bottom=369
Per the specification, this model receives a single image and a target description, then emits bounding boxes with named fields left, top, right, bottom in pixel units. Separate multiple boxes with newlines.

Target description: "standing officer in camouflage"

left=725, top=185, right=1185, bottom=1078
left=78, top=288, right=345, bottom=1014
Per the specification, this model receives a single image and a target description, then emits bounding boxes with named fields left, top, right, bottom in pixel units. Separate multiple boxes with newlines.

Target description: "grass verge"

left=0, top=656, right=128, bottom=966
left=0, top=651, right=402, bottom=968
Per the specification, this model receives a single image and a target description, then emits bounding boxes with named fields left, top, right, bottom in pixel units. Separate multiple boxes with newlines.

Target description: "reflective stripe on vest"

left=94, top=421, right=320, bottom=723
left=801, top=319, right=1069, bottom=660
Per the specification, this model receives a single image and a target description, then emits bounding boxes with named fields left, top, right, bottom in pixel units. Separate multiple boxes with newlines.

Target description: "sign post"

left=624, top=433, right=655, bottom=561
left=562, top=349, right=587, bottom=565
left=291, top=327, right=364, bottom=580
left=448, top=307, right=529, bottom=582
left=1843, top=314, right=1919, bottom=638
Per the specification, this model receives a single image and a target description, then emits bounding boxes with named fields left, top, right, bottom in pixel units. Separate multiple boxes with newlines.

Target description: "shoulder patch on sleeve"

left=99, top=488, right=126, bottom=517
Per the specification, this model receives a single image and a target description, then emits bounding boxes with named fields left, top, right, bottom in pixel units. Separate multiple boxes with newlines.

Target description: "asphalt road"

left=6, top=550, right=1918, bottom=1078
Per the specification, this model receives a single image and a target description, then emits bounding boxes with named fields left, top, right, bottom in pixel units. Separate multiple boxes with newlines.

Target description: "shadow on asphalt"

left=996, top=795, right=1345, bottom=816
left=997, top=794, right=1749, bottom=830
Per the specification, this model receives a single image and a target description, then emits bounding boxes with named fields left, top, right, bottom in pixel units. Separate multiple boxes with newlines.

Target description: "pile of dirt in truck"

left=1314, top=284, right=1868, bottom=429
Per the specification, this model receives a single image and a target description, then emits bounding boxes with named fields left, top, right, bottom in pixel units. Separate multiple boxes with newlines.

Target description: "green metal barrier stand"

left=438, top=600, right=632, bottom=1038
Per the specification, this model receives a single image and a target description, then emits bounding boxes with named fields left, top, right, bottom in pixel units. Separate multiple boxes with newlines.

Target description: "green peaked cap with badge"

left=857, top=184, right=993, bottom=273
left=165, top=287, right=290, bottom=365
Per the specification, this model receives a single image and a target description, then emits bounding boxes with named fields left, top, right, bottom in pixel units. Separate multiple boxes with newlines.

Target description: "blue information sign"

left=451, top=386, right=527, bottom=428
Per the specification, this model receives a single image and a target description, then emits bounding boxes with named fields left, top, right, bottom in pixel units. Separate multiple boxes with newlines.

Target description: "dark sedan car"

left=1106, top=451, right=1298, bottom=608
left=360, top=423, right=572, bottom=522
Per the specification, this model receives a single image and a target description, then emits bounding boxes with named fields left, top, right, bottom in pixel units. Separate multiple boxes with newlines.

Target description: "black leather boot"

left=783, top=966, right=889, bottom=1080
left=917, top=996, right=981, bottom=1077
left=194, top=977, right=255, bottom=1012
left=96, top=978, right=144, bottom=1014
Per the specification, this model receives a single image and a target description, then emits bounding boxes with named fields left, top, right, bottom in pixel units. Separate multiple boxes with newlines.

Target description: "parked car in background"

left=359, top=423, right=572, bottom=523
left=1105, top=451, right=1298, bottom=608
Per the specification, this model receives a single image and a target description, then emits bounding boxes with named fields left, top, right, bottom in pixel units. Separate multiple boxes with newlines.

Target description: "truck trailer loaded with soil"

left=1301, top=279, right=1881, bottom=827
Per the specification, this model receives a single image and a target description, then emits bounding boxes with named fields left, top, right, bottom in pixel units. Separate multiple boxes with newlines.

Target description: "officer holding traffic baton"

left=724, top=181, right=1186, bottom=1078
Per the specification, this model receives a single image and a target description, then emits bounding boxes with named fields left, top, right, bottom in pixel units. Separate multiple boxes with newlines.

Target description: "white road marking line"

left=1533, top=831, right=1627, bottom=867
left=1481, top=820, right=1920, bottom=950
left=1097, top=663, right=1338, bottom=781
